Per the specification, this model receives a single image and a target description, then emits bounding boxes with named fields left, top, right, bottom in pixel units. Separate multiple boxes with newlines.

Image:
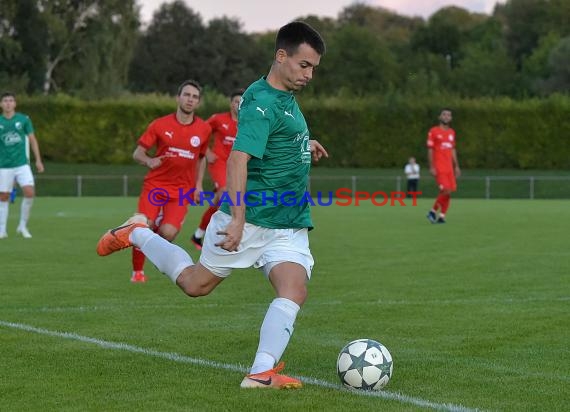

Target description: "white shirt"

left=404, top=163, right=420, bottom=179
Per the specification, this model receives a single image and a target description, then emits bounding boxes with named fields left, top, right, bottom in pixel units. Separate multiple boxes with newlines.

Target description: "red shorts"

left=435, top=172, right=457, bottom=192
left=138, top=188, right=189, bottom=230
left=208, top=160, right=227, bottom=190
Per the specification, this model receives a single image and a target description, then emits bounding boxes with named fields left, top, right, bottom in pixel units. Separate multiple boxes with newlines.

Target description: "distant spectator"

left=404, top=157, right=420, bottom=196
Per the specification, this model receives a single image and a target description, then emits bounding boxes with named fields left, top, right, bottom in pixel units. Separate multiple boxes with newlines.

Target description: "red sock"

left=132, top=247, right=145, bottom=272
left=441, top=194, right=451, bottom=214
left=199, top=206, right=218, bottom=231
left=433, top=193, right=446, bottom=211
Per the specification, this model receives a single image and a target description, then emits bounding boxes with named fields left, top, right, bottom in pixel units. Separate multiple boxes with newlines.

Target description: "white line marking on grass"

left=0, top=320, right=481, bottom=412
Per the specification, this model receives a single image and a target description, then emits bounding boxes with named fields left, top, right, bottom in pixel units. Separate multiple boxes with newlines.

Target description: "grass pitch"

left=0, top=197, right=567, bottom=411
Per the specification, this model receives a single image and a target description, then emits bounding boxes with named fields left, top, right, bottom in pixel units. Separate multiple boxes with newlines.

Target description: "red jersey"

left=138, top=113, right=211, bottom=197
left=207, top=112, right=237, bottom=162
left=427, top=126, right=456, bottom=173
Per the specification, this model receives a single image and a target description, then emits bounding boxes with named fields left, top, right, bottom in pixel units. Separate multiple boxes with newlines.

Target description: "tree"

left=537, top=36, right=570, bottom=94
left=312, top=25, right=398, bottom=96
left=54, top=0, right=140, bottom=98
left=128, top=1, right=208, bottom=94
left=0, top=0, right=139, bottom=96
left=495, top=0, right=560, bottom=67
left=202, top=17, right=264, bottom=94
left=450, top=17, right=520, bottom=97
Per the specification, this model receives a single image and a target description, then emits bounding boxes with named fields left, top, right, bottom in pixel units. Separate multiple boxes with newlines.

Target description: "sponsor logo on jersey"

left=3, top=132, right=22, bottom=145
left=168, top=147, right=195, bottom=159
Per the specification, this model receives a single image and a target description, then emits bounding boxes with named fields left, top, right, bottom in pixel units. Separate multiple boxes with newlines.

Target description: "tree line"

left=1, top=0, right=569, bottom=99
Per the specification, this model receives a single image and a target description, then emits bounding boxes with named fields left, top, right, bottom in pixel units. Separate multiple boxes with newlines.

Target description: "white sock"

left=0, top=201, right=8, bottom=233
left=194, top=228, right=205, bottom=238
left=250, top=297, right=300, bottom=374
left=130, top=227, right=194, bottom=283
left=19, top=197, right=33, bottom=228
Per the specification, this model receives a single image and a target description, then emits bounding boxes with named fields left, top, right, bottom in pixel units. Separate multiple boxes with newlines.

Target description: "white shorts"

left=199, top=211, right=314, bottom=279
left=0, top=165, right=35, bottom=192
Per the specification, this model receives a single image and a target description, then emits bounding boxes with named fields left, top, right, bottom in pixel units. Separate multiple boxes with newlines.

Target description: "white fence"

left=33, top=174, right=570, bottom=199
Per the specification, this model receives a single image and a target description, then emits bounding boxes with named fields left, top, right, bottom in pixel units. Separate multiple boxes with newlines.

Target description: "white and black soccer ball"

left=337, top=338, right=393, bottom=390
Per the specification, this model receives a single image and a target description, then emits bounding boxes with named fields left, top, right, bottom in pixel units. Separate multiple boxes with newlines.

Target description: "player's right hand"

left=215, top=219, right=244, bottom=252
left=147, top=153, right=174, bottom=169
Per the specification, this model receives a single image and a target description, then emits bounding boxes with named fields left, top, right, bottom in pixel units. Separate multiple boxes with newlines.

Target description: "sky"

left=138, top=0, right=506, bottom=33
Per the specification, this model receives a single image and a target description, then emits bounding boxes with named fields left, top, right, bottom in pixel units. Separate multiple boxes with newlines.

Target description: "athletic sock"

left=194, top=228, right=206, bottom=239
left=250, top=298, right=300, bottom=374
left=18, top=197, right=33, bottom=228
left=441, top=194, right=451, bottom=214
left=0, top=201, right=8, bottom=233
left=130, top=227, right=193, bottom=283
left=132, top=247, right=146, bottom=272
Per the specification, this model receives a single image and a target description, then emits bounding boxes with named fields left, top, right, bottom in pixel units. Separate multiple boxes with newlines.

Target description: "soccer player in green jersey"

left=0, top=92, right=45, bottom=238
left=97, top=21, right=328, bottom=389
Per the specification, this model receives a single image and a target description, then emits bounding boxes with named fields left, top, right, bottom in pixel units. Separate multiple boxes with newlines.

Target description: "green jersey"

left=220, top=77, right=313, bottom=229
left=0, top=112, right=34, bottom=168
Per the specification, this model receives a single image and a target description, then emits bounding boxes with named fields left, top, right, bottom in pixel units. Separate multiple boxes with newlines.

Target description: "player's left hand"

left=309, top=140, right=328, bottom=162
left=36, top=160, right=45, bottom=173
left=455, top=166, right=461, bottom=178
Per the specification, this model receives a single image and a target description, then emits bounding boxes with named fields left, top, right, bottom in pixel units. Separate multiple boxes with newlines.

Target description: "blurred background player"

left=130, top=80, right=211, bottom=282
left=190, top=89, right=243, bottom=249
left=404, top=156, right=420, bottom=197
left=0, top=92, right=45, bottom=238
left=426, top=108, right=461, bottom=224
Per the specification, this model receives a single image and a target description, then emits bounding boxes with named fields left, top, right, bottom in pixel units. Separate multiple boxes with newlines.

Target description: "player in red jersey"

left=190, top=89, right=243, bottom=250
left=426, top=108, right=461, bottom=224
left=130, top=80, right=211, bottom=282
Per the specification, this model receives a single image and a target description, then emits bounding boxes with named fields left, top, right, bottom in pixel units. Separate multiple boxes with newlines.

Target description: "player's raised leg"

left=97, top=213, right=223, bottom=296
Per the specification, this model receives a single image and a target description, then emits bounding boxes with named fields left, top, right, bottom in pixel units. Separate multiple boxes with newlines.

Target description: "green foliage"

left=0, top=0, right=140, bottom=96
left=20, top=93, right=227, bottom=164
left=302, top=94, right=570, bottom=169
left=18, top=94, right=570, bottom=169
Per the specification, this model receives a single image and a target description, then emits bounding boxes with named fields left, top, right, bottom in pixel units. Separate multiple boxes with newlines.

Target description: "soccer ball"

left=337, top=339, right=393, bottom=390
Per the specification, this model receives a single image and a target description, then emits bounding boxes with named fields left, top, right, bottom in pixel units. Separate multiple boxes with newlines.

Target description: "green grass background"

left=0, top=197, right=567, bottom=411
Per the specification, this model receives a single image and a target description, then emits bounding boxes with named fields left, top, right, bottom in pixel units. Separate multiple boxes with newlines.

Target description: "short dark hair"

left=1, top=92, right=16, bottom=100
left=275, top=21, right=326, bottom=56
left=230, top=89, right=245, bottom=100
left=177, top=80, right=202, bottom=97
